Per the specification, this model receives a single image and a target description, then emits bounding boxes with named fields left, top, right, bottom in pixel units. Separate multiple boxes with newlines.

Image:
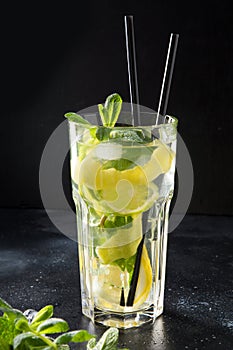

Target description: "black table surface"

left=0, top=209, right=232, bottom=349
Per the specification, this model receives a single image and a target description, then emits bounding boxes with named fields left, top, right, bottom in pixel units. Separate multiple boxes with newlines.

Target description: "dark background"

left=1, top=1, right=233, bottom=215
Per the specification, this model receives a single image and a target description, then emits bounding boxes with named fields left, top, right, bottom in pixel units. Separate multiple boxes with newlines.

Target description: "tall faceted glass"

left=68, top=107, right=178, bottom=329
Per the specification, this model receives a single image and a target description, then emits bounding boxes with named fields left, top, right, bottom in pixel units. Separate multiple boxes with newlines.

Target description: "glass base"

left=82, top=303, right=163, bottom=329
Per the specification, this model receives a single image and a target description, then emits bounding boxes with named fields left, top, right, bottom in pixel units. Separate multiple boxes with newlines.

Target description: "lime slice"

left=94, top=245, right=152, bottom=309
left=96, top=215, right=142, bottom=264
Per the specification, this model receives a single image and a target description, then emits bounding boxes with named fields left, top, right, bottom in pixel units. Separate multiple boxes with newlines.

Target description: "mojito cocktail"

left=66, top=94, right=177, bottom=328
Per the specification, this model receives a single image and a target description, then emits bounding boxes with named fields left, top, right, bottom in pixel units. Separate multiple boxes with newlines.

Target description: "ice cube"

left=95, top=143, right=122, bottom=160
left=159, top=125, right=177, bottom=144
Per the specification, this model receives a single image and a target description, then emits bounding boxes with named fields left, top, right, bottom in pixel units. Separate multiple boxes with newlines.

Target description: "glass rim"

left=67, top=112, right=178, bottom=129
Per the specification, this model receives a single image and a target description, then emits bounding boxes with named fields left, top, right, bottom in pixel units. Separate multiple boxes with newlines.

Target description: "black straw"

left=126, top=234, right=145, bottom=306
left=120, top=287, right=125, bottom=306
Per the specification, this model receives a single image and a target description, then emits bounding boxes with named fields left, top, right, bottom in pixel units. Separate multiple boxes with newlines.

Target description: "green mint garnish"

left=98, top=93, right=122, bottom=127
left=64, top=93, right=155, bottom=146
left=0, top=316, right=16, bottom=346
left=95, top=126, right=112, bottom=141
left=103, top=215, right=133, bottom=229
left=64, top=112, right=91, bottom=126
left=87, top=327, right=119, bottom=350
left=0, top=297, right=125, bottom=350
left=113, top=254, right=136, bottom=284
left=55, top=330, right=93, bottom=345
left=29, top=304, right=53, bottom=327
left=102, top=159, right=135, bottom=171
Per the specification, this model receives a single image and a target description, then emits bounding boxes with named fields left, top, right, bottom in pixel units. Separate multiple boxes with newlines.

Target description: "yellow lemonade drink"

left=67, top=95, right=177, bottom=328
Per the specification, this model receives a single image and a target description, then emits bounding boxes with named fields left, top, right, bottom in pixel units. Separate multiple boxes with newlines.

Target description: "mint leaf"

left=15, top=318, right=31, bottom=332
left=121, top=144, right=156, bottom=167
left=98, top=93, right=122, bottom=127
left=103, top=215, right=133, bottom=229
left=89, top=126, right=98, bottom=138
left=94, top=327, right=119, bottom=350
left=0, top=305, right=26, bottom=323
left=37, top=318, right=69, bottom=334
left=0, top=298, right=13, bottom=311
left=55, top=330, right=94, bottom=344
left=64, top=112, right=91, bottom=126
left=113, top=254, right=136, bottom=284
left=95, top=126, right=111, bottom=141
left=104, top=93, right=122, bottom=127
left=13, top=332, right=50, bottom=349
left=31, top=305, right=53, bottom=327
left=87, top=337, right=97, bottom=349
left=57, top=345, right=70, bottom=350
left=0, top=317, right=16, bottom=345
left=0, top=298, right=125, bottom=350
left=0, top=298, right=25, bottom=323
left=0, top=337, right=10, bottom=350
left=98, top=104, right=109, bottom=126
left=65, top=93, right=123, bottom=130
left=102, top=158, right=135, bottom=171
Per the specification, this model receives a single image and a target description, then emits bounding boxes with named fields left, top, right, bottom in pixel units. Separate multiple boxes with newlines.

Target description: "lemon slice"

left=77, top=148, right=149, bottom=190
left=79, top=181, right=158, bottom=215
left=96, top=215, right=142, bottom=264
left=75, top=139, right=174, bottom=188
left=133, top=245, right=152, bottom=307
left=101, top=182, right=159, bottom=215
left=96, top=164, right=148, bottom=190
left=74, top=155, right=102, bottom=187
left=143, top=141, right=174, bottom=181
left=74, top=141, right=170, bottom=215
left=94, top=245, right=152, bottom=310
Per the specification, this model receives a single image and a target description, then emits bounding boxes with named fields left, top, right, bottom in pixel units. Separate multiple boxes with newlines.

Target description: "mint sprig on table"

left=0, top=297, right=128, bottom=350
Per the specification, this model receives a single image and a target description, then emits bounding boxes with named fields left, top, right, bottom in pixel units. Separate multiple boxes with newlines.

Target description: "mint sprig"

left=64, top=112, right=91, bottom=126
left=87, top=327, right=118, bottom=350
left=98, top=93, right=122, bottom=127
left=64, top=93, right=123, bottom=129
left=0, top=297, right=128, bottom=350
left=102, top=158, right=135, bottom=171
left=64, top=93, right=154, bottom=147
left=113, top=254, right=136, bottom=285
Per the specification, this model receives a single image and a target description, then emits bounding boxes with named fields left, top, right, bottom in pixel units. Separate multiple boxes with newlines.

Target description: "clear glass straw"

left=156, top=33, right=179, bottom=124
left=124, top=15, right=140, bottom=125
